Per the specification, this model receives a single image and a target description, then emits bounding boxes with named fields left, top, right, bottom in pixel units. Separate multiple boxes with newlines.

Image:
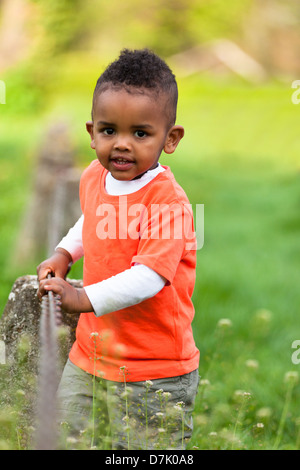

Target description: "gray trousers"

left=57, top=359, right=199, bottom=450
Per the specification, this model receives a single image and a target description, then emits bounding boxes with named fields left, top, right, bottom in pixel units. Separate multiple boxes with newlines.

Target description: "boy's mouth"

left=110, top=156, right=134, bottom=171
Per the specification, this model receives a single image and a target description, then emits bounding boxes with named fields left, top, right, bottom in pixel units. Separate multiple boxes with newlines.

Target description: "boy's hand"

left=37, top=248, right=72, bottom=281
left=38, top=277, right=93, bottom=313
left=37, top=248, right=94, bottom=313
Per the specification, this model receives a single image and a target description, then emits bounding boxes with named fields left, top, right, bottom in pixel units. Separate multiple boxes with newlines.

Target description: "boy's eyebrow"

left=96, top=120, right=115, bottom=127
left=96, top=120, right=154, bottom=129
left=131, top=124, right=154, bottom=129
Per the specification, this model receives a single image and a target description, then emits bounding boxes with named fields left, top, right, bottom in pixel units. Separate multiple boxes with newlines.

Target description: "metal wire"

left=35, top=276, right=62, bottom=450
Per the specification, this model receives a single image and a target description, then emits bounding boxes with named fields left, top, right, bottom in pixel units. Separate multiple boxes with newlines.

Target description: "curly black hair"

left=92, top=49, right=178, bottom=125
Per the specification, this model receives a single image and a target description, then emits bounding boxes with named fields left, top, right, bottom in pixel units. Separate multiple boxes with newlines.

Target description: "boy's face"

left=86, top=87, right=184, bottom=181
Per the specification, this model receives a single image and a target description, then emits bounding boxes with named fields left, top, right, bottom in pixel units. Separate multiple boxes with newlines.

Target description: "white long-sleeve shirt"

left=57, top=164, right=166, bottom=316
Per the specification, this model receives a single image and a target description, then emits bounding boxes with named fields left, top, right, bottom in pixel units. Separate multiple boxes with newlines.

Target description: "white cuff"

left=56, top=215, right=84, bottom=263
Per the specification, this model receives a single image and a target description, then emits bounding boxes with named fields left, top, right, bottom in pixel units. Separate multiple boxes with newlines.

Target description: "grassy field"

left=0, top=70, right=299, bottom=449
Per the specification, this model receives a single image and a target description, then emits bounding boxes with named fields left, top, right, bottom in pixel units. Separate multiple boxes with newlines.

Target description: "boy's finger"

left=38, top=278, right=58, bottom=299
left=37, top=266, right=53, bottom=281
left=37, top=279, right=48, bottom=300
left=41, top=278, right=65, bottom=297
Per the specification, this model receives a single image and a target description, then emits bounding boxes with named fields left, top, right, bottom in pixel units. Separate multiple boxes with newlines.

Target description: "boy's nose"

left=114, top=134, right=131, bottom=151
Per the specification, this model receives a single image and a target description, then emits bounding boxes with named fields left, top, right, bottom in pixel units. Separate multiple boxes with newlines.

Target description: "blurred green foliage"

left=1, top=0, right=255, bottom=113
left=0, top=0, right=300, bottom=449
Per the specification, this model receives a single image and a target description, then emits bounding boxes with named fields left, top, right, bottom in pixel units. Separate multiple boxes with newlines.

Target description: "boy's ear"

left=164, top=125, right=184, bottom=154
left=86, top=121, right=96, bottom=149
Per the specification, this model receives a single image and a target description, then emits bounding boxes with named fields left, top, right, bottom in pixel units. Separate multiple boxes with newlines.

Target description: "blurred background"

left=0, top=0, right=300, bottom=448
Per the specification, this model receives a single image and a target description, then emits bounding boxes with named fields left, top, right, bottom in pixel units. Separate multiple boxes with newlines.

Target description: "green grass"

left=0, top=70, right=299, bottom=449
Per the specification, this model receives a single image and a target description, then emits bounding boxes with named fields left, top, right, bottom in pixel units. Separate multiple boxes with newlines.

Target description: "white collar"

left=105, top=164, right=165, bottom=195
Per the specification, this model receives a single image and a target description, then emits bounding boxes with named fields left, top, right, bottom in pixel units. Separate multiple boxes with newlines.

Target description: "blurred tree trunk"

left=242, top=0, right=300, bottom=75
left=0, top=0, right=31, bottom=73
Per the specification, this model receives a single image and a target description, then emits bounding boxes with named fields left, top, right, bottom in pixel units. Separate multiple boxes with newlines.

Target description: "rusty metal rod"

left=35, top=275, right=62, bottom=450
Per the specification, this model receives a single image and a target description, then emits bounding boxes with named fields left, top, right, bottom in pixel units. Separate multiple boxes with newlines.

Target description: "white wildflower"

left=245, top=359, right=259, bottom=369
left=256, top=423, right=264, bottom=429
left=199, top=379, right=210, bottom=386
left=217, top=318, right=232, bottom=329
left=284, top=371, right=299, bottom=385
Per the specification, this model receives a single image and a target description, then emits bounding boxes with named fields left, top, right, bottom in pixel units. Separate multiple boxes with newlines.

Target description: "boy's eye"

left=103, top=128, right=115, bottom=135
left=134, top=130, right=147, bottom=138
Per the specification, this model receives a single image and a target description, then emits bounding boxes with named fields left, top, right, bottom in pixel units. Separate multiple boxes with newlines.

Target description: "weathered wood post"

left=12, top=121, right=82, bottom=265
left=0, top=275, right=81, bottom=373
left=0, top=275, right=82, bottom=449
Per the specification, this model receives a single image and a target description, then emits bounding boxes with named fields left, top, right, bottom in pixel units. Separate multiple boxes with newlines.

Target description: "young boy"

left=37, top=48, right=200, bottom=450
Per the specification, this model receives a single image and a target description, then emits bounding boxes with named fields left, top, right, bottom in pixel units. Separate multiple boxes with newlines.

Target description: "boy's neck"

left=132, top=163, right=159, bottom=180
